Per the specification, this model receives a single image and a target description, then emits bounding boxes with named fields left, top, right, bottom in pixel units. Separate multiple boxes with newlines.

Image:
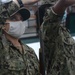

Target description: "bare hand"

left=61, top=0, right=75, bottom=6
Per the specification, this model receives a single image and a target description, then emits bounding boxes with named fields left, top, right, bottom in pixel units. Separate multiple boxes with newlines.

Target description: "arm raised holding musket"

left=40, top=0, right=75, bottom=75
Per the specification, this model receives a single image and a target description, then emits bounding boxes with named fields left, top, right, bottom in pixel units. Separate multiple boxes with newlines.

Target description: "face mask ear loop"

left=0, top=26, right=4, bottom=49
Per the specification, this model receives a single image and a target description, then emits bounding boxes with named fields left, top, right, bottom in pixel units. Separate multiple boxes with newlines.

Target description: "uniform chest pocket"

left=2, top=54, right=26, bottom=71
left=7, top=59, right=25, bottom=71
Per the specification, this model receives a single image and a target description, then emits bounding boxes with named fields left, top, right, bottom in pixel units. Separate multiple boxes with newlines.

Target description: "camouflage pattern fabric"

left=0, top=1, right=30, bottom=23
left=41, top=0, right=58, bottom=4
left=0, top=40, right=39, bottom=75
left=0, top=1, right=19, bottom=23
left=40, top=7, right=75, bottom=75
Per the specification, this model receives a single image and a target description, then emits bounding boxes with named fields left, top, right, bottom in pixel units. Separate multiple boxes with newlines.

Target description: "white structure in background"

left=73, top=37, right=75, bottom=40
left=27, top=42, right=40, bottom=59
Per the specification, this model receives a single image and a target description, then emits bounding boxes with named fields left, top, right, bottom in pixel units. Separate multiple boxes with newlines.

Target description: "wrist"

left=65, top=0, right=75, bottom=7
left=51, top=7, right=58, bottom=15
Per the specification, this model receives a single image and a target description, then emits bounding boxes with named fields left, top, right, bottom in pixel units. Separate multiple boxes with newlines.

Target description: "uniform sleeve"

left=46, top=8, right=75, bottom=75
left=41, top=7, right=64, bottom=42
left=43, top=7, right=64, bottom=23
left=24, top=45, right=40, bottom=75
left=40, top=7, right=64, bottom=74
left=40, top=6, right=75, bottom=75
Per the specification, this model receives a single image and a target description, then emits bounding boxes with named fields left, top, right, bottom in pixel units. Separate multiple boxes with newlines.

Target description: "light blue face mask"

left=7, top=21, right=26, bottom=38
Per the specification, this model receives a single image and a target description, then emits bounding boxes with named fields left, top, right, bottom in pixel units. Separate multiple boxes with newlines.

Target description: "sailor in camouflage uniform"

left=0, top=1, right=39, bottom=75
left=40, top=0, right=75, bottom=75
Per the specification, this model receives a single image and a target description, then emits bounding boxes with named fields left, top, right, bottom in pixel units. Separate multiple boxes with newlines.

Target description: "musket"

left=35, top=4, right=52, bottom=75
left=39, top=30, right=45, bottom=75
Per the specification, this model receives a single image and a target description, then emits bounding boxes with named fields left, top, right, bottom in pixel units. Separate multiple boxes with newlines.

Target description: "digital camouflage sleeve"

left=40, top=7, right=75, bottom=75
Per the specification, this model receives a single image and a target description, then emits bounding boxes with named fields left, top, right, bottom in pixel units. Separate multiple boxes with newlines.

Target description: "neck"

left=10, top=38, right=21, bottom=47
left=5, top=33, right=21, bottom=47
left=3, top=33, right=23, bottom=53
